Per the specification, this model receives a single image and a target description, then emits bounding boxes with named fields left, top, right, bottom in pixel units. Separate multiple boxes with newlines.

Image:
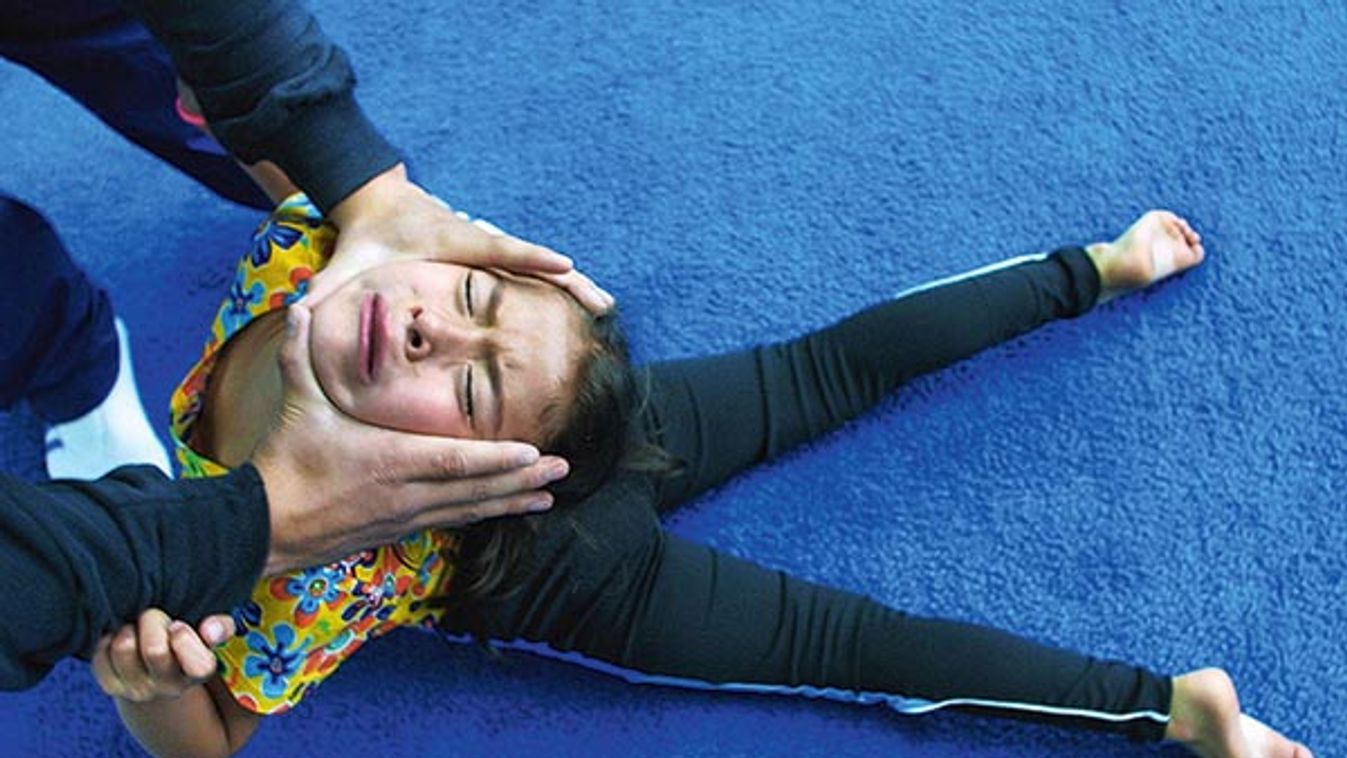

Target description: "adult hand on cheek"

left=308, top=164, right=615, bottom=314
left=251, top=304, right=569, bottom=577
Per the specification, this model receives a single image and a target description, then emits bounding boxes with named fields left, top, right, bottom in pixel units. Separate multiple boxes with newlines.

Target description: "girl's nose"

left=406, top=306, right=484, bottom=362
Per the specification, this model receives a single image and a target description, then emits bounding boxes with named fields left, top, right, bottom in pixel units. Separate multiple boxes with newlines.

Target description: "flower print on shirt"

left=221, top=275, right=265, bottom=336
left=271, top=565, right=349, bottom=628
left=332, top=549, right=379, bottom=575
left=300, top=626, right=369, bottom=681
left=172, top=194, right=459, bottom=715
left=342, top=571, right=409, bottom=625
left=242, top=624, right=309, bottom=700
left=232, top=600, right=264, bottom=632
left=249, top=219, right=304, bottom=267
left=267, top=266, right=313, bottom=310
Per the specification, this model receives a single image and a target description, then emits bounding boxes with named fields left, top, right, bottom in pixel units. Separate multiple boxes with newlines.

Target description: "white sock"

left=44, top=318, right=171, bottom=479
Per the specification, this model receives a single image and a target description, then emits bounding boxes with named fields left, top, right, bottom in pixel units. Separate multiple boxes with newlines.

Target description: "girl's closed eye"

left=460, top=271, right=476, bottom=427
left=465, top=363, right=475, bottom=425
left=465, top=270, right=475, bottom=318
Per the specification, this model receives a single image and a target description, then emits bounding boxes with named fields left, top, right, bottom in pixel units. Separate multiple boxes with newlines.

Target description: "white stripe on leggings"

left=433, top=632, right=1168, bottom=727
left=892, top=252, right=1049, bottom=300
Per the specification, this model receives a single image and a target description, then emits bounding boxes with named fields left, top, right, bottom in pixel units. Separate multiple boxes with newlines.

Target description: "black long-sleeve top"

left=126, top=0, right=402, bottom=211
left=0, top=466, right=270, bottom=689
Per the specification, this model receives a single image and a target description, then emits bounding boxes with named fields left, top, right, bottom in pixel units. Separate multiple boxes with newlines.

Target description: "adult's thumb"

left=277, top=304, right=323, bottom=401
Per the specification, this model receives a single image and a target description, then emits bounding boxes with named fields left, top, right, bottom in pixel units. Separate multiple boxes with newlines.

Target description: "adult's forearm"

left=125, top=0, right=401, bottom=211
left=0, top=466, right=269, bottom=690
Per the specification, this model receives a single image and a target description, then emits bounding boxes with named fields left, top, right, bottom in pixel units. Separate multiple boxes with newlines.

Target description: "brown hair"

left=437, top=305, right=678, bottom=632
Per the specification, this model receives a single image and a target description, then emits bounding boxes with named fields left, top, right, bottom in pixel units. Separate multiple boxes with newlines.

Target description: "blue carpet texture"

left=2, top=2, right=1343, bottom=756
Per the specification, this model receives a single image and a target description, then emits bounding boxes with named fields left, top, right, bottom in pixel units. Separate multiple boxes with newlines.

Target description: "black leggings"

left=440, top=247, right=1173, bottom=742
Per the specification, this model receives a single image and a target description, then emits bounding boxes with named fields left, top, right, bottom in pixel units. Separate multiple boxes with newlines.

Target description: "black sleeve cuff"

left=246, top=91, right=403, bottom=212
left=155, top=465, right=271, bottom=622
left=1051, top=246, right=1103, bottom=316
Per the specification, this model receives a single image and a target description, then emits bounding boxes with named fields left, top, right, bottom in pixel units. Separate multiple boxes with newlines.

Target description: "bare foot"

left=1166, top=668, right=1313, bottom=758
left=1086, top=209, right=1206, bottom=303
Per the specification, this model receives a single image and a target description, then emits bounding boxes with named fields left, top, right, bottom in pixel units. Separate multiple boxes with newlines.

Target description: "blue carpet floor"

left=2, top=1, right=1344, bottom=756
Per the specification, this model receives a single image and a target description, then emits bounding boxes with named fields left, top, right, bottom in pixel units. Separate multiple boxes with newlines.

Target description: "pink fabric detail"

left=174, top=97, right=208, bottom=128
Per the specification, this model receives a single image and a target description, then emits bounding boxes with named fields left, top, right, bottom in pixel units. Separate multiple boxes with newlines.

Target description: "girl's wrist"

left=1085, top=241, right=1124, bottom=304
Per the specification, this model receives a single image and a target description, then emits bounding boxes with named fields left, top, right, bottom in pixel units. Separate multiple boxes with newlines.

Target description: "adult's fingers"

left=395, top=455, right=569, bottom=525
left=468, top=217, right=610, bottom=312
left=198, top=614, right=236, bottom=647
left=376, top=434, right=545, bottom=487
left=463, top=220, right=573, bottom=275
left=406, top=489, right=557, bottom=533
left=536, top=268, right=615, bottom=315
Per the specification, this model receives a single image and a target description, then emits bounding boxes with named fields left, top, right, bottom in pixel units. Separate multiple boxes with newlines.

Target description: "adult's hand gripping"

left=250, top=304, right=568, bottom=576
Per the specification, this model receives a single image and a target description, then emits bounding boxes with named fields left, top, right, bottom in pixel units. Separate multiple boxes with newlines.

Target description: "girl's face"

left=309, top=260, right=584, bottom=444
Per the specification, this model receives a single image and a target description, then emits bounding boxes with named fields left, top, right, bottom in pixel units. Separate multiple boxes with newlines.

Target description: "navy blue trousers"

left=0, top=1, right=267, bottom=421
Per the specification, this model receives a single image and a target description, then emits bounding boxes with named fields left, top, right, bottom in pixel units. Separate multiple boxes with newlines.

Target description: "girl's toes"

left=1176, top=216, right=1201, bottom=246
left=1173, top=240, right=1203, bottom=274
left=1183, top=232, right=1206, bottom=268
left=1162, top=214, right=1187, bottom=241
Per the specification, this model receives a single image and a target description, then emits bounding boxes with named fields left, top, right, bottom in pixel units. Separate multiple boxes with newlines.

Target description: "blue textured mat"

left=2, top=2, right=1343, bottom=756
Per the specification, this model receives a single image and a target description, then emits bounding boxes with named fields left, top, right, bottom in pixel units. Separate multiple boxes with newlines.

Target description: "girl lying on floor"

left=92, top=157, right=1310, bottom=758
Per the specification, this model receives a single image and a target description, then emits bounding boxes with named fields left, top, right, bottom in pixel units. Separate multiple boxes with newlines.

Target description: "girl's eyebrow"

left=485, top=274, right=505, bottom=326
left=486, top=275, right=505, bottom=433
left=488, top=355, right=503, bottom=434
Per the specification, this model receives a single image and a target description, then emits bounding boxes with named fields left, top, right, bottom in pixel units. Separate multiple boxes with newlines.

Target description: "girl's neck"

left=191, top=311, right=288, bottom=468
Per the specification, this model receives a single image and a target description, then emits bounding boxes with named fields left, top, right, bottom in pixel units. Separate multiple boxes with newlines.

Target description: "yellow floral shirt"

left=170, top=194, right=458, bottom=715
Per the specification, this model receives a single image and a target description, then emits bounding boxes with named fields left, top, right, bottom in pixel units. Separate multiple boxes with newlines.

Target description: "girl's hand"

left=91, top=609, right=235, bottom=703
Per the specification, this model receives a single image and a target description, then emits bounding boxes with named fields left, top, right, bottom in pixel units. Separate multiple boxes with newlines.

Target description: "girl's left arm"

left=92, top=608, right=260, bottom=758
left=115, top=679, right=259, bottom=758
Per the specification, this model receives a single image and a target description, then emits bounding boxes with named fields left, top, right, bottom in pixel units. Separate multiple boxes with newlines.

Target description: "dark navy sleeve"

left=125, top=0, right=402, bottom=211
left=0, top=465, right=270, bottom=690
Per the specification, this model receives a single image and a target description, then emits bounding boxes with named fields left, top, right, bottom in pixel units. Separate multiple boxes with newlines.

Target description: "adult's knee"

left=1, top=195, right=56, bottom=241
left=0, top=196, right=86, bottom=286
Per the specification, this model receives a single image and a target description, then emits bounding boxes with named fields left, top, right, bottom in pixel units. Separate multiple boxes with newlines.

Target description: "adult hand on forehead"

left=250, top=304, right=571, bottom=577
left=305, top=164, right=614, bottom=314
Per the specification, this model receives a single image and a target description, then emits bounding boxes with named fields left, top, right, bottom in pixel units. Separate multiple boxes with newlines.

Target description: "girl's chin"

left=310, top=365, right=362, bottom=421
